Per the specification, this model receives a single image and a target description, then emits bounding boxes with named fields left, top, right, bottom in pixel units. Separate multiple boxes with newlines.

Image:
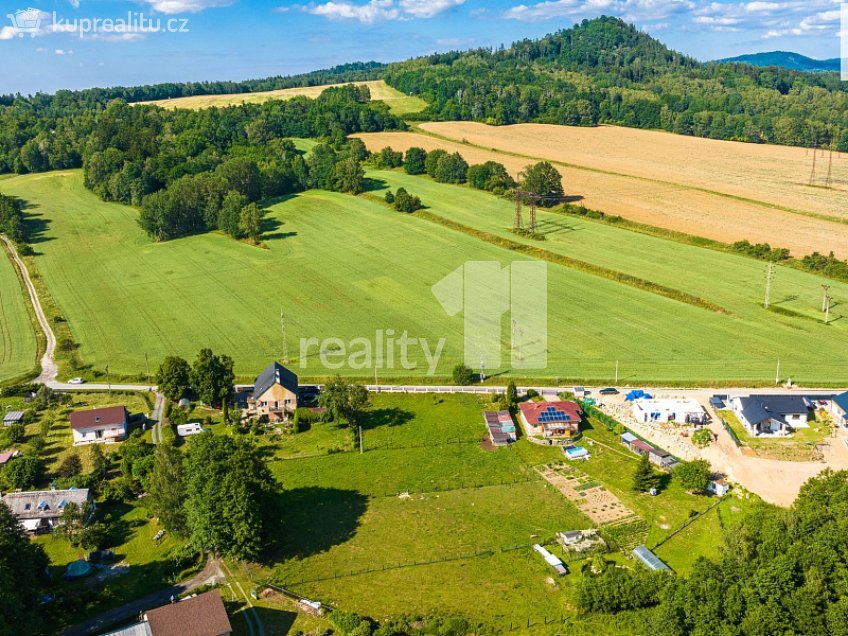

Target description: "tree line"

left=373, top=144, right=563, bottom=201
left=384, top=16, right=848, bottom=149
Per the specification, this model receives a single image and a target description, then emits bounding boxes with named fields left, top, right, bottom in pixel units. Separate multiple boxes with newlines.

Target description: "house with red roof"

left=518, top=401, right=582, bottom=438
left=70, top=405, right=128, bottom=446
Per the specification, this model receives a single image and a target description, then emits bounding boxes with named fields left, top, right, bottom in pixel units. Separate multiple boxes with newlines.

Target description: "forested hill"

left=0, top=61, right=386, bottom=115
left=720, top=51, right=841, bottom=73
left=384, top=16, right=848, bottom=149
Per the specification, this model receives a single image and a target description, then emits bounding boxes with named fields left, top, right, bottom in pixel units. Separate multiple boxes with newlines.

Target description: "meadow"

left=0, top=240, right=37, bottom=384
left=140, top=80, right=428, bottom=116
left=239, top=393, right=744, bottom=631
left=354, top=126, right=848, bottom=259
left=1, top=170, right=847, bottom=384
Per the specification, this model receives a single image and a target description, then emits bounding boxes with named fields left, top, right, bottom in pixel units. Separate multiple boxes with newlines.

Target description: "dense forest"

left=384, top=17, right=848, bottom=149
left=0, top=61, right=385, bottom=114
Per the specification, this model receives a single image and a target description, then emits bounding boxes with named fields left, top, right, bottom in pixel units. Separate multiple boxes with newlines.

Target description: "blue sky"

left=1, top=0, right=844, bottom=94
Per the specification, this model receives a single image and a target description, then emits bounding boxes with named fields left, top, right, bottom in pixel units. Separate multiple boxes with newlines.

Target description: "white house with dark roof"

left=70, top=405, right=128, bottom=445
left=2, top=488, right=92, bottom=533
left=731, top=395, right=810, bottom=436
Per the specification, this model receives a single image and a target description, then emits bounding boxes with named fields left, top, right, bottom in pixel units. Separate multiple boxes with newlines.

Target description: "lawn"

left=236, top=394, right=727, bottom=631
left=2, top=170, right=846, bottom=385
left=719, top=409, right=829, bottom=461
left=0, top=239, right=37, bottom=384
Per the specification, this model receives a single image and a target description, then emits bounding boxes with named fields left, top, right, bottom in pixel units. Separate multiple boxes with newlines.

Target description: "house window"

left=95, top=430, right=103, bottom=439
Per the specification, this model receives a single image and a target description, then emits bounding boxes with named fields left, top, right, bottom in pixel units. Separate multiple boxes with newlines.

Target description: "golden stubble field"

left=140, top=80, right=426, bottom=115
left=354, top=123, right=848, bottom=259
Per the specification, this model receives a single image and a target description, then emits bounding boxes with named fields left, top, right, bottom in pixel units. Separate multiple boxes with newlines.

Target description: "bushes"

left=731, top=239, right=790, bottom=262
left=433, top=152, right=468, bottom=184
left=391, top=188, right=423, bottom=213
left=576, top=566, right=664, bottom=612
left=403, top=147, right=427, bottom=175
left=466, top=161, right=516, bottom=194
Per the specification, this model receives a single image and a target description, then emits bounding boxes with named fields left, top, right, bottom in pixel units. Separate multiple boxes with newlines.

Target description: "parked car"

left=599, top=387, right=619, bottom=395
left=68, top=377, right=85, bottom=385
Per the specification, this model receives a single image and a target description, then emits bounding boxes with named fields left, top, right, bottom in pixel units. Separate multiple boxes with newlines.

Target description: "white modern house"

left=731, top=395, right=810, bottom=436
left=631, top=398, right=706, bottom=425
left=829, top=392, right=848, bottom=428
left=70, top=406, right=128, bottom=445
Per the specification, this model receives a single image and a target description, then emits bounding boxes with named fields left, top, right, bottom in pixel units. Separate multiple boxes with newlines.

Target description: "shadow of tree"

left=359, top=407, right=414, bottom=431
left=263, top=487, right=367, bottom=563
left=362, top=177, right=388, bottom=193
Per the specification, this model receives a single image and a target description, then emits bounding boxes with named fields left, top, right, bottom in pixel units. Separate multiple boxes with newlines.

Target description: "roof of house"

left=3, top=410, right=24, bottom=423
left=2, top=488, right=90, bottom=519
left=620, top=432, right=638, bottom=443
left=253, top=361, right=299, bottom=399
left=649, top=447, right=670, bottom=458
left=145, top=590, right=231, bottom=636
left=833, top=391, right=848, bottom=412
left=737, top=395, right=808, bottom=427
left=518, top=401, right=582, bottom=426
left=0, top=450, right=17, bottom=465
left=69, top=406, right=127, bottom=430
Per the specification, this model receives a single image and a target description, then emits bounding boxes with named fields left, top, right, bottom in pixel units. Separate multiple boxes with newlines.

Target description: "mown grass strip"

left=412, top=209, right=731, bottom=315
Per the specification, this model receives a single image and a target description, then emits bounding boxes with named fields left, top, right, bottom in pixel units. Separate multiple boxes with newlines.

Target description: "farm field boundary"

left=412, top=209, right=728, bottom=314
left=413, top=123, right=848, bottom=228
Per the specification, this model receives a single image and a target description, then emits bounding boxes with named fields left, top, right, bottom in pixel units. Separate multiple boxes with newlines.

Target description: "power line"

left=763, top=262, right=775, bottom=309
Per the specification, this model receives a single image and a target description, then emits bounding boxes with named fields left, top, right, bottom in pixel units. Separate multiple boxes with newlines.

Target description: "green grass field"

left=233, top=393, right=740, bottom=631
left=1, top=169, right=846, bottom=384
left=0, top=240, right=37, bottom=384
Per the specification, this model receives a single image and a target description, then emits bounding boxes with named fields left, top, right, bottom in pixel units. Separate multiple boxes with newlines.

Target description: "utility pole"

left=775, top=359, right=780, bottom=386
left=480, top=353, right=486, bottom=383
left=615, top=360, right=619, bottom=384
left=280, top=308, right=288, bottom=364
left=825, top=146, right=834, bottom=189
left=822, top=285, right=831, bottom=312
left=824, top=293, right=832, bottom=325
left=106, top=364, right=111, bottom=397
left=145, top=353, right=151, bottom=389
left=809, top=145, right=818, bottom=186
left=764, top=262, right=775, bottom=309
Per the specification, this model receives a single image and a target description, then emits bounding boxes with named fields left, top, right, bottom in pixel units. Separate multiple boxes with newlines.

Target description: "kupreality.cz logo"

left=4, top=7, right=190, bottom=39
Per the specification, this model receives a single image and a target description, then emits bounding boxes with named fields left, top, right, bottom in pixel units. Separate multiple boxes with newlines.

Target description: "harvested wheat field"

left=141, top=80, right=426, bottom=115
left=355, top=126, right=848, bottom=259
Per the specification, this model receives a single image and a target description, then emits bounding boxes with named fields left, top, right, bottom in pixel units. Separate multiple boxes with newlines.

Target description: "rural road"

left=1, top=234, right=58, bottom=385
left=151, top=393, right=166, bottom=444
left=62, top=556, right=225, bottom=636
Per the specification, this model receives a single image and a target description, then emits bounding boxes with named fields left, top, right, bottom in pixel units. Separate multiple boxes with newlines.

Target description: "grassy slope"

left=141, top=80, right=427, bottom=116
left=370, top=169, right=848, bottom=384
left=0, top=240, right=37, bottom=383
left=1, top=169, right=846, bottom=383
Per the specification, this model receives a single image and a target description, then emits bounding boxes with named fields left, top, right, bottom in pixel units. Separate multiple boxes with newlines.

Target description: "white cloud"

left=306, top=0, right=400, bottom=22
left=301, top=0, right=464, bottom=22
left=503, top=0, right=694, bottom=23
left=142, top=0, right=236, bottom=14
left=399, top=0, right=465, bottom=19
left=54, top=48, right=74, bottom=54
